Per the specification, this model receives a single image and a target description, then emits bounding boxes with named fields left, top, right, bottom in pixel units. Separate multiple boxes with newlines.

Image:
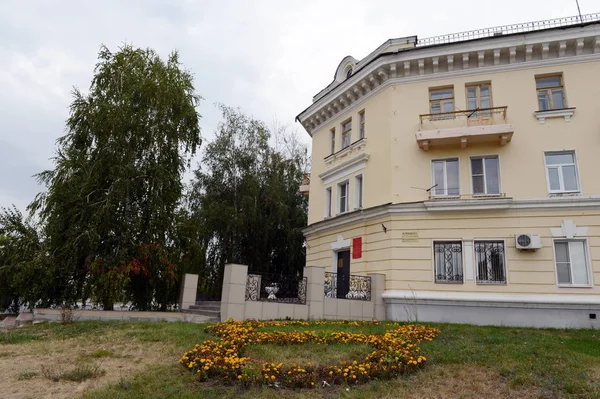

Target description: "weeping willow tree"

left=29, top=45, right=202, bottom=310
left=187, top=106, right=308, bottom=299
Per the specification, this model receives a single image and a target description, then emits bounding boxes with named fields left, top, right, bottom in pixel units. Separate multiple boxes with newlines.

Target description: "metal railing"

left=419, top=106, right=507, bottom=125
left=434, top=241, right=464, bottom=283
left=417, top=13, right=600, bottom=47
left=475, top=241, right=507, bottom=284
left=245, top=273, right=307, bottom=304
left=428, top=193, right=507, bottom=201
left=324, top=272, right=371, bottom=301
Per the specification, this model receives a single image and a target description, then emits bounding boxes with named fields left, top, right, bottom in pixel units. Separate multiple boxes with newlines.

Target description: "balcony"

left=299, top=173, right=310, bottom=198
left=324, top=138, right=367, bottom=167
left=416, top=107, right=513, bottom=151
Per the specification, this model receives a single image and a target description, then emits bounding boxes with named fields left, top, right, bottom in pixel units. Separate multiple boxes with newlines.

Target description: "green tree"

left=188, top=106, right=308, bottom=299
left=0, top=207, right=51, bottom=311
left=30, top=44, right=202, bottom=310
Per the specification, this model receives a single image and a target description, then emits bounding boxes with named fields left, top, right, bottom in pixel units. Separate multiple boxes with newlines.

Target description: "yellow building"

left=296, top=14, right=600, bottom=328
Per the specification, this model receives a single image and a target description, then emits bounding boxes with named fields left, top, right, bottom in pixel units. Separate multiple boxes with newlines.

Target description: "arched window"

left=346, top=68, right=353, bottom=79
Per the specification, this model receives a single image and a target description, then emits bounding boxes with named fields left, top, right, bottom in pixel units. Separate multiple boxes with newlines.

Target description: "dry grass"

left=0, top=324, right=190, bottom=399
left=391, top=365, right=542, bottom=399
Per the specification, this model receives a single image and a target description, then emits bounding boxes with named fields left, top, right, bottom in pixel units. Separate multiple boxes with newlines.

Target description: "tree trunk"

left=102, top=299, right=114, bottom=311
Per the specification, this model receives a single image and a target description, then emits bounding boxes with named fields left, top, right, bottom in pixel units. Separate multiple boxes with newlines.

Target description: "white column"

left=463, top=239, right=474, bottom=281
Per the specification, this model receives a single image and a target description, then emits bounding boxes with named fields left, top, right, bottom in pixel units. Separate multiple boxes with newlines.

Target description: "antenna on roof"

left=576, top=0, right=583, bottom=22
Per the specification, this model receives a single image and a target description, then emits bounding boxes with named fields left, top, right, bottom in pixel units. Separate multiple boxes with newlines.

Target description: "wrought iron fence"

left=324, top=272, right=371, bottom=301
left=245, top=273, right=307, bottom=304
left=417, top=13, right=600, bottom=47
left=475, top=241, right=506, bottom=284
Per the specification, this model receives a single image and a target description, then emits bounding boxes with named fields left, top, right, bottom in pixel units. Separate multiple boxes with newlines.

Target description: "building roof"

left=297, top=13, right=600, bottom=129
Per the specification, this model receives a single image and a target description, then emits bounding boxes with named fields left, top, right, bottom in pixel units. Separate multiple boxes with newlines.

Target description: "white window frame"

left=470, top=155, right=501, bottom=196
left=552, top=239, right=593, bottom=287
left=432, top=240, right=464, bottom=284
left=354, top=174, right=363, bottom=210
left=536, top=74, right=566, bottom=111
left=329, top=128, right=336, bottom=155
left=431, top=158, right=460, bottom=197
left=324, top=187, right=332, bottom=218
left=429, top=86, right=455, bottom=118
left=544, top=151, right=580, bottom=194
left=359, top=110, right=365, bottom=139
left=341, top=119, right=352, bottom=149
left=337, top=180, right=349, bottom=214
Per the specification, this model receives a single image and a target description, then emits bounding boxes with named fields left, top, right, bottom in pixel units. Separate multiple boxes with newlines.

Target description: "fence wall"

left=219, top=264, right=385, bottom=322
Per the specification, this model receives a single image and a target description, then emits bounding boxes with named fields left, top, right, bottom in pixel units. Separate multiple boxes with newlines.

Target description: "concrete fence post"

left=220, top=264, right=248, bottom=322
left=368, top=273, right=387, bottom=320
left=304, top=266, right=325, bottom=320
left=179, top=274, right=199, bottom=310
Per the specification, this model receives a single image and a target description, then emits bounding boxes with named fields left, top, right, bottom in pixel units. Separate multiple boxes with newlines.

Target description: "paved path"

left=0, top=315, right=17, bottom=329
left=33, top=309, right=214, bottom=323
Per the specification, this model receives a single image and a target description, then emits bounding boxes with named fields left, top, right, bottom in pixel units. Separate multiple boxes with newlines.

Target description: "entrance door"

left=336, top=250, right=350, bottom=299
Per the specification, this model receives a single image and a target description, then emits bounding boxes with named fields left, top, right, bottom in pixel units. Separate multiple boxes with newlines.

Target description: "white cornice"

left=303, top=53, right=600, bottom=136
left=298, top=24, right=600, bottom=134
left=302, top=196, right=600, bottom=236
left=424, top=197, right=513, bottom=211
left=382, top=291, right=600, bottom=305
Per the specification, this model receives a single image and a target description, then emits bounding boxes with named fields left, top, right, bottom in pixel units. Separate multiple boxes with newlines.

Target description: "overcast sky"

left=0, top=0, right=595, bottom=211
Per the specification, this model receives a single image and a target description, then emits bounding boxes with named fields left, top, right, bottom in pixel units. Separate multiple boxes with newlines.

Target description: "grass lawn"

left=0, top=320, right=598, bottom=399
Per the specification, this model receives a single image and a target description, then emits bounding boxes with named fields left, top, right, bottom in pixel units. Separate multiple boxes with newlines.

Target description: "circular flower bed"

left=180, top=319, right=440, bottom=388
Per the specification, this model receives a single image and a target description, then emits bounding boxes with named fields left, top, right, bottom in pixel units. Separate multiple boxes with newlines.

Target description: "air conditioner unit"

left=515, top=233, right=542, bottom=250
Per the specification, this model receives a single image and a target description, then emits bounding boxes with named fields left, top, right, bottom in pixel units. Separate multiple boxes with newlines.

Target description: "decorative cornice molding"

left=534, top=108, right=576, bottom=123
left=550, top=219, right=588, bottom=238
left=298, top=25, right=600, bottom=135
left=302, top=196, right=600, bottom=236
left=302, top=53, right=600, bottom=135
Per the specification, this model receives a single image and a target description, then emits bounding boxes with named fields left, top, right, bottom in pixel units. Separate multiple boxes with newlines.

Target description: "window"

left=355, top=175, right=363, bottom=209
left=325, top=187, right=332, bottom=218
left=341, top=119, right=352, bottom=149
left=554, top=240, right=590, bottom=286
left=536, top=75, right=565, bottom=111
left=433, top=241, right=463, bottom=283
left=466, top=83, right=492, bottom=117
left=432, top=159, right=459, bottom=197
left=544, top=151, right=579, bottom=193
left=329, top=128, right=336, bottom=154
left=359, top=110, right=365, bottom=139
left=429, top=87, right=455, bottom=117
left=471, top=156, right=500, bottom=195
left=346, top=68, right=353, bottom=79
left=475, top=241, right=506, bottom=284
left=338, top=181, right=349, bottom=214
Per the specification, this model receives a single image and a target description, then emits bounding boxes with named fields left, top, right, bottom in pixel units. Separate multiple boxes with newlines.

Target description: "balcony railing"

left=416, top=13, right=600, bottom=47
left=419, top=106, right=507, bottom=125
left=324, top=272, right=371, bottom=301
left=429, top=193, right=507, bottom=201
left=324, top=138, right=367, bottom=166
left=245, top=273, right=307, bottom=304
left=416, top=107, right=513, bottom=150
